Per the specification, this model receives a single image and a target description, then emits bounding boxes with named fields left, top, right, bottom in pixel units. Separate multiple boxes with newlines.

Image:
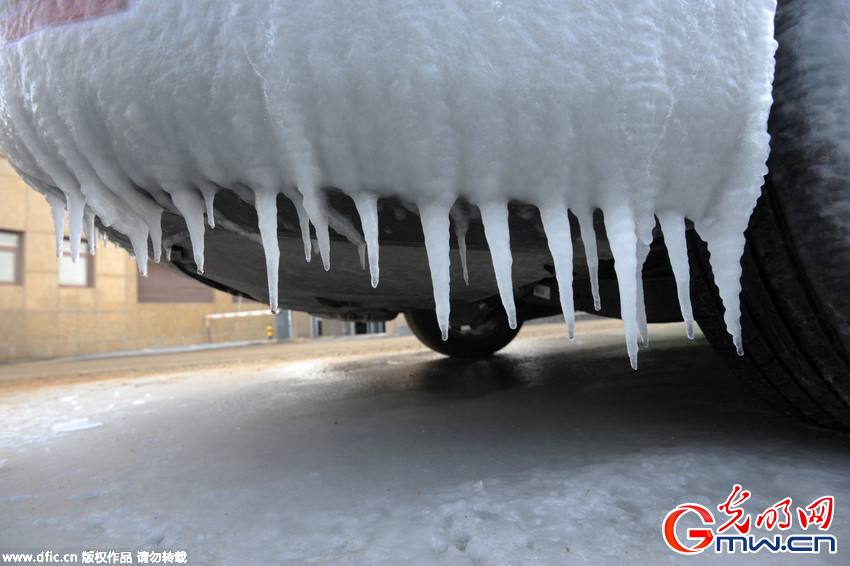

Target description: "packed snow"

left=0, top=324, right=848, bottom=564
left=0, top=0, right=777, bottom=367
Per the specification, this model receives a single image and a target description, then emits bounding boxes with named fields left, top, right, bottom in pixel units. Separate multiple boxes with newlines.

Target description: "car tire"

left=691, top=0, right=850, bottom=428
left=405, top=307, right=522, bottom=358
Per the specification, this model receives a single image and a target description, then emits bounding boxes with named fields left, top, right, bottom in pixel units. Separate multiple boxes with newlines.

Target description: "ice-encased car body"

left=1, top=0, right=848, bottom=427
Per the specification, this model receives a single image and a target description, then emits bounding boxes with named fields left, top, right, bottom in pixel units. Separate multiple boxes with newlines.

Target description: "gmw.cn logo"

left=663, top=484, right=836, bottom=555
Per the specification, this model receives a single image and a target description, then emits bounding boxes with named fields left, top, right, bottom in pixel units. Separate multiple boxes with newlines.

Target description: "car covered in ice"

left=0, top=0, right=848, bottom=427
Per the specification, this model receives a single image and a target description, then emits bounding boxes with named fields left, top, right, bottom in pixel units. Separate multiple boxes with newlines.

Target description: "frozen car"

left=0, top=0, right=847, bottom=427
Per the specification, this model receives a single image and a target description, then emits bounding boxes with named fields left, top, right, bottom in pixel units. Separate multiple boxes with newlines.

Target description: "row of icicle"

left=42, top=184, right=707, bottom=370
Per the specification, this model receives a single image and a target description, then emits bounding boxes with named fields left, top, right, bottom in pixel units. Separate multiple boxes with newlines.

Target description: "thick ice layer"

left=0, top=0, right=777, bottom=366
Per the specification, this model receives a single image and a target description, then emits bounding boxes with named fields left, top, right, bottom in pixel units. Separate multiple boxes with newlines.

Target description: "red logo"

left=663, top=503, right=716, bottom=554
left=663, top=485, right=837, bottom=555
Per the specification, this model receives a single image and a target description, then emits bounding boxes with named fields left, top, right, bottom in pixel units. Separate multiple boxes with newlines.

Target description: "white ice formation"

left=0, top=0, right=777, bottom=368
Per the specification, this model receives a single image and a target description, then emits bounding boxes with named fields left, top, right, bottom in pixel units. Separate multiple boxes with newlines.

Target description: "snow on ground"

left=1, top=323, right=849, bottom=564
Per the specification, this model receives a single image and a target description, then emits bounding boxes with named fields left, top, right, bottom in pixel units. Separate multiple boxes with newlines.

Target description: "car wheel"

left=405, top=306, right=522, bottom=358
left=691, top=0, right=850, bottom=428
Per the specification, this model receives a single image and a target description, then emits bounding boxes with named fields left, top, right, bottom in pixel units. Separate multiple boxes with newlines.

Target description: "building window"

left=59, top=239, right=94, bottom=287
left=0, top=230, right=22, bottom=285
left=137, top=262, right=213, bottom=303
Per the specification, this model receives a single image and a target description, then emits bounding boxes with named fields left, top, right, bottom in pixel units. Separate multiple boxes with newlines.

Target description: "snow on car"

left=1, top=0, right=848, bottom=426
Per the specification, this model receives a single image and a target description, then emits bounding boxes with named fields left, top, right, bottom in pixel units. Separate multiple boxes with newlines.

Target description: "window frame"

left=0, top=230, right=23, bottom=286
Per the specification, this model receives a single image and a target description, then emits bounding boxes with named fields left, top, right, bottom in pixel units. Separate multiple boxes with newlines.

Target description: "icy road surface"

left=1, top=321, right=849, bottom=565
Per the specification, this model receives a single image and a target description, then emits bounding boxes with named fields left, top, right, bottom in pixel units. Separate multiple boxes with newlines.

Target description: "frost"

left=0, top=0, right=777, bottom=366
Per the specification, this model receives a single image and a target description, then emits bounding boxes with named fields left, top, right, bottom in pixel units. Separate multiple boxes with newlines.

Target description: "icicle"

left=73, top=172, right=164, bottom=265
left=539, top=203, right=576, bottom=339
left=300, top=190, right=331, bottom=271
left=83, top=207, right=98, bottom=254
left=277, top=188, right=314, bottom=263
left=603, top=208, right=641, bottom=370
left=657, top=211, right=695, bottom=339
left=254, top=191, right=280, bottom=313
left=575, top=210, right=601, bottom=311
left=419, top=200, right=453, bottom=340
left=148, top=208, right=164, bottom=264
left=125, top=217, right=150, bottom=276
left=635, top=214, right=657, bottom=348
left=635, top=240, right=651, bottom=348
left=479, top=200, right=517, bottom=329
left=694, top=221, right=746, bottom=356
left=293, top=197, right=312, bottom=263
left=66, top=190, right=86, bottom=263
left=168, top=188, right=207, bottom=274
left=198, top=182, right=217, bottom=228
left=45, top=192, right=66, bottom=258
left=353, top=193, right=380, bottom=288
left=451, top=208, right=470, bottom=285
